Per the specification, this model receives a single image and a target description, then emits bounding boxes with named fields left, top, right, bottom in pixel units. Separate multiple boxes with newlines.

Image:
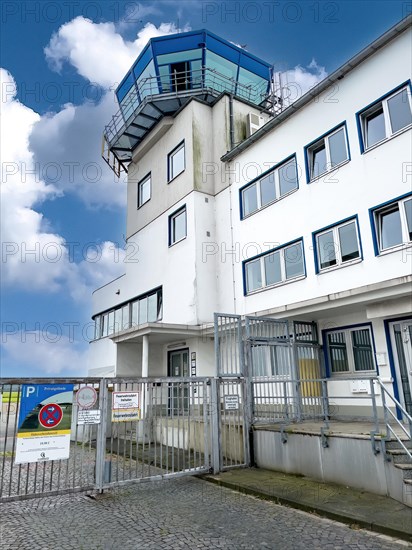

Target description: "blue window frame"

left=323, top=323, right=377, bottom=376
left=369, top=193, right=412, bottom=255
left=168, top=205, right=187, bottom=246
left=243, top=239, right=305, bottom=295
left=168, top=141, right=185, bottom=182
left=240, top=155, right=298, bottom=219
left=305, top=122, right=350, bottom=183
left=312, top=216, right=363, bottom=273
left=356, top=81, right=412, bottom=153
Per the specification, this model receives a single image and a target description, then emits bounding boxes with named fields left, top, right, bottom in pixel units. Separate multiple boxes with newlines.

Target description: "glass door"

left=391, top=320, right=412, bottom=415
left=168, top=349, right=189, bottom=415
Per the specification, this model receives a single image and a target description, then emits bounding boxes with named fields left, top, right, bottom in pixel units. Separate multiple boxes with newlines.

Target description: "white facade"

left=91, top=22, right=412, bottom=416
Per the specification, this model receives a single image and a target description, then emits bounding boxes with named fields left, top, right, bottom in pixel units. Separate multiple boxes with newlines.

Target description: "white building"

left=91, top=20, right=412, bottom=419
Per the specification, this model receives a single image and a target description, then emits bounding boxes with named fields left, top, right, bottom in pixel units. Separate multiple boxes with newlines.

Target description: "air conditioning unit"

left=246, top=112, right=264, bottom=138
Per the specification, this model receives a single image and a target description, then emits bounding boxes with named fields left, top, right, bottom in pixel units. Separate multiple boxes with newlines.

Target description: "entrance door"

left=390, top=320, right=412, bottom=415
left=168, top=349, right=189, bottom=415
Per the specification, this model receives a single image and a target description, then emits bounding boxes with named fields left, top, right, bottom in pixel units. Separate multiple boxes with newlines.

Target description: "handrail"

left=376, top=378, right=412, bottom=460
left=104, top=66, right=269, bottom=145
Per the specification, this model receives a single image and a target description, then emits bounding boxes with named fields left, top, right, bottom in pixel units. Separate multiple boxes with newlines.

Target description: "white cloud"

left=44, top=17, right=189, bottom=89
left=273, top=59, right=328, bottom=106
left=1, top=331, right=90, bottom=375
left=0, top=68, right=125, bottom=297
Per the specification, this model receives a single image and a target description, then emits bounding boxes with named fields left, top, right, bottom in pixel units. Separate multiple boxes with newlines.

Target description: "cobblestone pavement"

left=0, top=477, right=409, bottom=550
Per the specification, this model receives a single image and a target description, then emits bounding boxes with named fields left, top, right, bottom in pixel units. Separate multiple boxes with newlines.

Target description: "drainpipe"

left=229, top=94, right=235, bottom=150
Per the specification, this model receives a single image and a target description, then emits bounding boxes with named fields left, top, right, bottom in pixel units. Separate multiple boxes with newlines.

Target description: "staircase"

left=385, top=438, right=412, bottom=506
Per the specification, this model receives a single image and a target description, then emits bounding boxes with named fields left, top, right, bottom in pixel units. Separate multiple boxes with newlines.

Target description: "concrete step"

left=394, top=463, right=412, bottom=479
left=386, top=439, right=412, bottom=451
left=387, top=448, right=412, bottom=464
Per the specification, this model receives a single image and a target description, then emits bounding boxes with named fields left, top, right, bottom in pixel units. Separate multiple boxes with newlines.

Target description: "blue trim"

left=304, top=121, right=349, bottom=184
left=312, top=214, right=363, bottom=274
left=322, top=322, right=378, bottom=378
left=355, top=79, right=412, bottom=154
left=383, top=316, right=412, bottom=420
left=168, top=204, right=187, bottom=247
left=242, top=237, right=305, bottom=296
left=368, top=191, right=412, bottom=256
left=239, top=154, right=298, bottom=220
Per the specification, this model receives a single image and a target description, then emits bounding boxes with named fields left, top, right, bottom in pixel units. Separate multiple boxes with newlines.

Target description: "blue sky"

left=0, top=0, right=409, bottom=377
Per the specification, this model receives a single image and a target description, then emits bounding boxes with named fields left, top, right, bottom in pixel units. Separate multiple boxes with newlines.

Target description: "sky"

left=0, top=0, right=409, bottom=378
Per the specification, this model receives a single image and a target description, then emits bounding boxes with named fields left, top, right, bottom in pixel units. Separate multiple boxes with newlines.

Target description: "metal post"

left=95, top=378, right=108, bottom=492
left=210, top=378, right=221, bottom=474
left=369, top=379, right=380, bottom=435
left=380, top=385, right=390, bottom=440
left=321, top=380, right=330, bottom=430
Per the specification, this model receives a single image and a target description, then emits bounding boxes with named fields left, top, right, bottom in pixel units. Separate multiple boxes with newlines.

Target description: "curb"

left=201, top=475, right=412, bottom=544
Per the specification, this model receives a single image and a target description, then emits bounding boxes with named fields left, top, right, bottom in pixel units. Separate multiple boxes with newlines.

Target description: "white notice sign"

left=224, top=395, right=239, bottom=410
left=112, top=392, right=140, bottom=422
left=77, top=409, right=101, bottom=425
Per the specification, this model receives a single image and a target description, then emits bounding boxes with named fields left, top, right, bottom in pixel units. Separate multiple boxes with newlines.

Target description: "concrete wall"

left=254, top=429, right=407, bottom=504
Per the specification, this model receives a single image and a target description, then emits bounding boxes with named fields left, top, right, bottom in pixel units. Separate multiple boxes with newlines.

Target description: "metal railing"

left=104, top=67, right=269, bottom=144
left=378, top=379, right=412, bottom=460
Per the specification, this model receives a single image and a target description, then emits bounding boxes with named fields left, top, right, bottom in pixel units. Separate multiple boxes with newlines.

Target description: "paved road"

left=0, top=477, right=409, bottom=549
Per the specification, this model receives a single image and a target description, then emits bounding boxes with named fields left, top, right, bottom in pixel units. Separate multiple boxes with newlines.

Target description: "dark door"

left=391, top=321, right=412, bottom=415
left=168, top=349, right=189, bottom=415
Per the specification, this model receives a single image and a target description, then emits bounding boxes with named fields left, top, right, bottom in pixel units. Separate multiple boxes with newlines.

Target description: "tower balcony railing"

left=104, top=66, right=269, bottom=146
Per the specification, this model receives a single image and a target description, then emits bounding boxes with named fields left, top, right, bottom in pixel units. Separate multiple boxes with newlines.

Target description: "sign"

left=224, top=394, right=239, bottom=410
left=191, top=351, right=196, bottom=376
left=15, top=384, right=74, bottom=464
left=76, top=386, right=97, bottom=409
left=77, top=409, right=101, bottom=425
left=112, top=392, right=140, bottom=422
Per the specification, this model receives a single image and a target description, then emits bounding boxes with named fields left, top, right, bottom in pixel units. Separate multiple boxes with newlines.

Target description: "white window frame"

left=374, top=196, right=412, bottom=253
left=315, top=218, right=361, bottom=273
left=169, top=206, right=187, bottom=246
left=241, top=157, right=298, bottom=218
left=245, top=241, right=305, bottom=294
left=326, top=325, right=376, bottom=376
left=360, top=84, right=412, bottom=151
left=307, top=125, right=349, bottom=182
left=168, top=141, right=185, bottom=182
left=137, top=174, right=151, bottom=208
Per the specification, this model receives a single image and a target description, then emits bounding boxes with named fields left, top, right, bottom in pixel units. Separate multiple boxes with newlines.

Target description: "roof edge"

left=221, top=14, right=412, bottom=162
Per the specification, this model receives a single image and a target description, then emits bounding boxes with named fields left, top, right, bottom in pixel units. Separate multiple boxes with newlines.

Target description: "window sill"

left=246, top=274, right=306, bottom=296
left=317, top=257, right=362, bottom=275
left=362, top=124, right=412, bottom=154
left=308, top=158, right=350, bottom=185
left=241, top=188, right=298, bottom=220
left=377, top=241, right=412, bottom=257
left=169, top=236, right=187, bottom=248
left=167, top=169, right=185, bottom=185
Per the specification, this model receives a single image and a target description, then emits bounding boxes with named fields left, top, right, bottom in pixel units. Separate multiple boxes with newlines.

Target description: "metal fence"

left=0, top=376, right=250, bottom=502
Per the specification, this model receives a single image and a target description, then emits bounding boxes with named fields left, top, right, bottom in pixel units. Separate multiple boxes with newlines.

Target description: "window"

left=240, top=156, right=298, bottom=218
left=168, top=141, right=185, bottom=181
left=244, top=240, right=305, bottom=294
left=169, top=206, right=187, bottom=245
left=358, top=83, right=412, bottom=151
left=325, top=325, right=376, bottom=375
left=314, top=217, right=361, bottom=272
left=371, top=195, right=412, bottom=254
left=137, top=174, right=151, bottom=208
left=93, top=288, right=162, bottom=339
left=306, top=124, right=349, bottom=181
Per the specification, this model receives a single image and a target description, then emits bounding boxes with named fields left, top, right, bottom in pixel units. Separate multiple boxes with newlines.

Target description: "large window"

left=314, top=217, right=361, bottom=272
left=93, top=288, right=162, bottom=340
left=370, top=194, right=412, bottom=254
left=137, top=174, right=151, bottom=208
left=325, top=325, right=376, bottom=375
left=169, top=205, right=187, bottom=246
left=240, top=156, right=298, bottom=218
left=244, top=240, right=305, bottom=294
left=306, top=124, right=349, bottom=182
left=358, top=83, right=412, bottom=151
left=168, top=141, right=185, bottom=181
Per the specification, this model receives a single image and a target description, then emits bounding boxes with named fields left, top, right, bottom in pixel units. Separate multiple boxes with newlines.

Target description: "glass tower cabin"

left=103, top=30, right=272, bottom=171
